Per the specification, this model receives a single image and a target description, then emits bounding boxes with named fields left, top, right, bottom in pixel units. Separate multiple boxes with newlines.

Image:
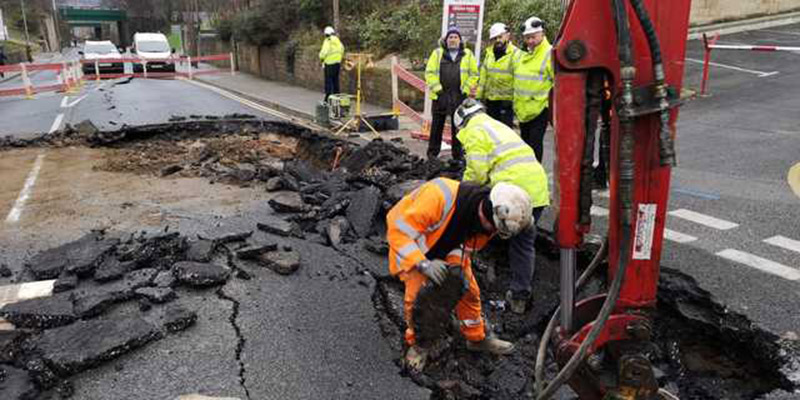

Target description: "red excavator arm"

left=538, top=0, right=693, bottom=399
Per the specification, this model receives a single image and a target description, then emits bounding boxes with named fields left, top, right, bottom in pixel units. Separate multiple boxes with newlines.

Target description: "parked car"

left=132, top=32, right=175, bottom=73
left=80, top=40, right=124, bottom=75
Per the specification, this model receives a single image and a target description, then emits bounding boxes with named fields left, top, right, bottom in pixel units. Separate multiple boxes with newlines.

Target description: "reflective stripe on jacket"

left=477, top=43, right=518, bottom=101
left=319, top=36, right=344, bottom=65
left=386, top=178, right=491, bottom=275
left=512, top=38, right=554, bottom=123
left=425, top=47, right=479, bottom=101
left=457, top=113, right=550, bottom=208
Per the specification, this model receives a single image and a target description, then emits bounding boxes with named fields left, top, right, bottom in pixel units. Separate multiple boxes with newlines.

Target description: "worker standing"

left=454, top=99, right=550, bottom=314
left=387, top=178, right=532, bottom=371
left=424, top=28, right=479, bottom=162
left=477, top=23, right=518, bottom=128
left=512, top=17, right=554, bottom=164
left=319, top=26, right=345, bottom=103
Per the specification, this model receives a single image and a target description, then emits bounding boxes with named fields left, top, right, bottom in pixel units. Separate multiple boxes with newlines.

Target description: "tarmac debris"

left=173, top=262, right=231, bottom=287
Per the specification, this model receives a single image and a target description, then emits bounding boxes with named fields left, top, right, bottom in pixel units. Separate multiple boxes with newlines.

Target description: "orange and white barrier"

left=0, top=61, right=70, bottom=98
left=391, top=56, right=452, bottom=143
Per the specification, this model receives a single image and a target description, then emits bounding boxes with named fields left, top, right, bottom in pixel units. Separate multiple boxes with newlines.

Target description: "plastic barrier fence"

left=391, top=56, right=452, bottom=144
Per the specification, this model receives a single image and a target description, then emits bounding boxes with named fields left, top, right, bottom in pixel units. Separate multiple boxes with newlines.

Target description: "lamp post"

left=20, top=0, right=32, bottom=61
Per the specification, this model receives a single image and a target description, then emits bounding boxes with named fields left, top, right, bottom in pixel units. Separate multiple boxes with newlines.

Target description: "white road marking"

left=764, top=235, right=800, bottom=255
left=5, top=154, right=46, bottom=224
left=717, top=249, right=800, bottom=281
left=685, top=58, right=780, bottom=78
left=49, top=113, right=64, bottom=134
left=663, top=229, right=698, bottom=243
left=60, top=96, right=69, bottom=107
left=64, top=94, right=87, bottom=108
left=668, top=209, right=739, bottom=230
left=590, top=205, right=609, bottom=217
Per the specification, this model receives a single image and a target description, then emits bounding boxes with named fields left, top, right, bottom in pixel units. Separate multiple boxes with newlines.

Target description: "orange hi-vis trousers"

left=398, top=263, right=485, bottom=346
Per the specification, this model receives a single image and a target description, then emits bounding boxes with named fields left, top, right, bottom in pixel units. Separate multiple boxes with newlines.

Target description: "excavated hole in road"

left=3, top=119, right=798, bottom=399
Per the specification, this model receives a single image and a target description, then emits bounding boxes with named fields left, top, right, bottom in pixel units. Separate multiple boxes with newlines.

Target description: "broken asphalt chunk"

left=236, top=243, right=278, bottom=260
left=93, top=258, right=135, bottom=282
left=32, top=314, right=162, bottom=376
left=198, top=231, right=252, bottom=246
left=0, top=365, right=38, bottom=400
left=386, top=180, right=425, bottom=205
left=347, top=186, right=382, bottom=238
left=0, top=330, right=26, bottom=363
left=325, top=217, right=350, bottom=248
left=27, top=232, right=116, bottom=280
left=118, top=232, right=187, bottom=270
left=0, top=292, right=76, bottom=329
left=73, top=268, right=159, bottom=318
left=173, top=262, right=230, bottom=287
left=268, top=192, right=310, bottom=213
left=259, top=249, right=301, bottom=275
left=53, top=273, right=78, bottom=293
left=154, top=270, right=177, bottom=288
left=159, top=305, right=198, bottom=333
left=0, top=264, right=12, bottom=278
left=186, top=239, right=216, bottom=262
left=256, top=217, right=297, bottom=237
left=134, top=287, right=176, bottom=304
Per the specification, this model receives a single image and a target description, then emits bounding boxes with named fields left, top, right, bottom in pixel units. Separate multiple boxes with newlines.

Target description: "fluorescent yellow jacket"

left=425, top=46, right=479, bottom=101
left=477, top=43, right=519, bottom=101
left=319, top=36, right=344, bottom=65
left=457, top=113, right=550, bottom=208
left=512, top=38, right=554, bottom=123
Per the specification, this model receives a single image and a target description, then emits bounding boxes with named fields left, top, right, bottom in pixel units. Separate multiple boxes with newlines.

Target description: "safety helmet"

left=324, top=26, right=335, bottom=36
left=489, top=23, right=508, bottom=40
left=453, top=98, right=486, bottom=129
left=521, top=17, right=544, bottom=36
left=489, top=183, right=533, bottom=239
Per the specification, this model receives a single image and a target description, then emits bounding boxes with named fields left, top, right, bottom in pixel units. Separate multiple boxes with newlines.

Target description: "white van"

left=132, top=32, right=175, bottom=72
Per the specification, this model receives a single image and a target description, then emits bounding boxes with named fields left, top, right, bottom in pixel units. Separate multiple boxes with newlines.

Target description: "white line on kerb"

left=685, top=58, right=780, bottom=78
left=49, top=114, right=64, bottom=134
left=5, top=154, right=46, bottom=224
left=717, top=249, right=800, bottom=281
left=668, top=209, right=739, bottom=230
left=764, top=235, right=800, bottom=254
left=663, top=229, right=698, bottom=243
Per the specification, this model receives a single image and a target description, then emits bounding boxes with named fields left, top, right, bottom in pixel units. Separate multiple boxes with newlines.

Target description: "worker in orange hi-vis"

left=386, top=177, right=533, bottom=372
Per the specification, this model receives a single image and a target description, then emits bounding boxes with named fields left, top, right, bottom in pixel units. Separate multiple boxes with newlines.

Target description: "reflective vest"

left=477, top=43, right=519, bottom=101
left=387, top=178, right=491, bottom=275
left=425, top=47, right=479, bottom=101
left=457, top=113, right=550, bottom=208
left=512, top=38, right=554, bottom=123
left=319, top=36, right=344, bottom=65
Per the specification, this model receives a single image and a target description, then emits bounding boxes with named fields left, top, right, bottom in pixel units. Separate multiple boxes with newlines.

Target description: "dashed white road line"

left=663, top=229, right=698, bottom=243
left=668, top=209, right=739, bottom=230
left=717, top=249, right=800, bottom=281
left=4, top=154, right=46, bottom=224
left=49, top=113, right=64, bottom=134
left=60, top=96, right=69, bottom=108
left=685, top=58, right=779, bottom=78
left=764, top=235, right=800, bottom=255
left=64, top=94, right=87, bottom=108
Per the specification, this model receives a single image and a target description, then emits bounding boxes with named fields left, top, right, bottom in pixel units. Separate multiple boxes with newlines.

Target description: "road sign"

left=441, top=0, right=486, bottom=63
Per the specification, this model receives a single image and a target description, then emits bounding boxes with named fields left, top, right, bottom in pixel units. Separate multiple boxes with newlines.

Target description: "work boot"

left=404, top=345, right=429, bottom=372
left=466, top=336, right=515, bottom=355
left=505, top=290, right=528, bottom=315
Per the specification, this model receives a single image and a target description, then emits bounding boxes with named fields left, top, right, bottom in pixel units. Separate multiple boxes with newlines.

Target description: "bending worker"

left=424, top=27, right=478, bottom=161
left=454, top=98, right=550, bottom=314
left=477, top=23, right=519, bottom=128
left=319, top=26, right=345, bottom=102
left=387, top=178, right=532, bottom=371
left=512, top=17, right=554, bottom=164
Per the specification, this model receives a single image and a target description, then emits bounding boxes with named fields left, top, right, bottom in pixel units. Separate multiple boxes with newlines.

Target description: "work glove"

left=417, top=259, right=448, bottom=285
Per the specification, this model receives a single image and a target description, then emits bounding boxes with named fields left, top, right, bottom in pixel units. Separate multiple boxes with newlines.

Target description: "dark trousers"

left=520, top=108, right=550, bottom=163
left=486, top=100, right=514, bottom=128
left=324, top=63, right=341, bottom=102
left=508, top=206, right=545, bottom=298
left=428, top=100, right=464, bottom=161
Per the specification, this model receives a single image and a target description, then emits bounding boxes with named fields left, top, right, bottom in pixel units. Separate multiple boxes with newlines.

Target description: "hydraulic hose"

left=534, top=238, right=609, bottom=394
left=535, top=1, right=637, bottom=398
left=629, top=0, right=676, bottom=167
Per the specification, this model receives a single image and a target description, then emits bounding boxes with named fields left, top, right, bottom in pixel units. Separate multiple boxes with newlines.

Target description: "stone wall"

left=691, top=0, right=800, bottom=25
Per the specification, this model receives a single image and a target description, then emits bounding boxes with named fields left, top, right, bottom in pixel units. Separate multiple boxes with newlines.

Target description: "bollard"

left=21, top=63, right=34, bottom=99
left=230, top=52, right=236, bottom=76
left=95, top=60, right=101, bottom=82
left=143, top=61, right=148, bottom=79
left=188, top=56, right=193, bottom=80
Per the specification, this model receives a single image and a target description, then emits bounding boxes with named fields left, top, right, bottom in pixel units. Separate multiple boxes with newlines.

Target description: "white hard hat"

left=453, top=98, right=486, bottom=129
left=490, top=183, right=532, bottom=239
left=522, top=17, right=544, bottom=36
left=489, top=23, right=508, bottom=40
left=324, top=26, right=335, bottom=35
